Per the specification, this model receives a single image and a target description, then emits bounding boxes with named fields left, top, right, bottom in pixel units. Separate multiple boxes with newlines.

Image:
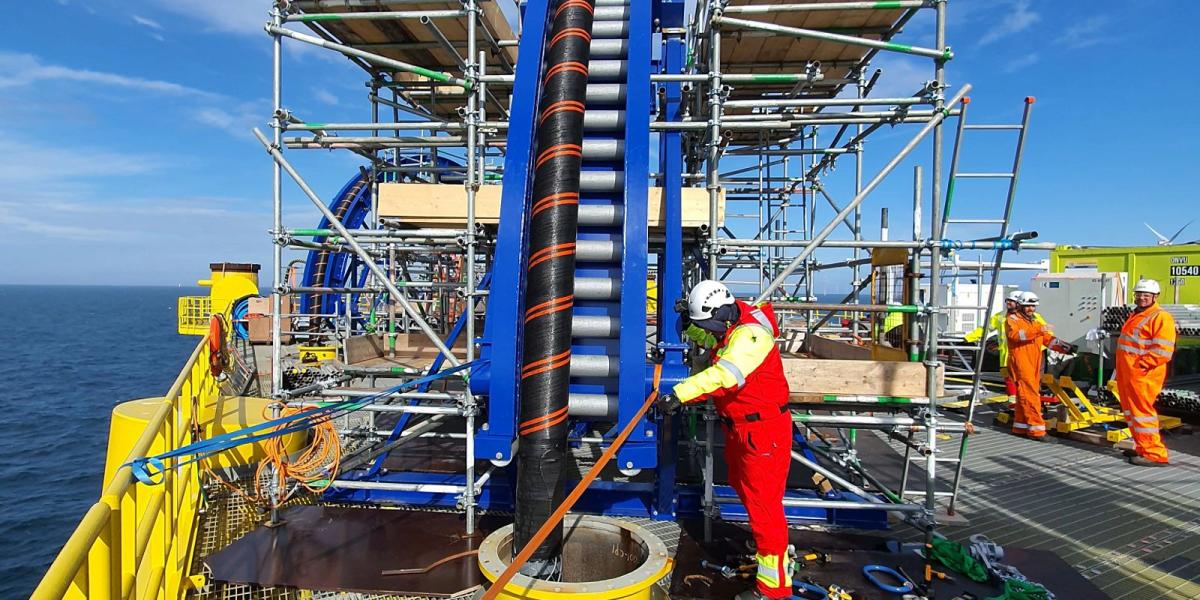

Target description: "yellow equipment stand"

left=1042, top=374, right=1128, bottom=441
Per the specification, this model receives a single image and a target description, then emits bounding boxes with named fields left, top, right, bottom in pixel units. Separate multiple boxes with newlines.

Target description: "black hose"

left=513, top=0, right=595, bottom=578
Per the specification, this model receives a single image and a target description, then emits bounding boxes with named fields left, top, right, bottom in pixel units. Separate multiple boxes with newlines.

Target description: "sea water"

left=0, top=285, right=198, bottom=599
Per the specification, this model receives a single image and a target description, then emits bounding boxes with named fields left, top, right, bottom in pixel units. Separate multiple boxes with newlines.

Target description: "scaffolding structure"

left=253, top=0, right=1059, bottom=563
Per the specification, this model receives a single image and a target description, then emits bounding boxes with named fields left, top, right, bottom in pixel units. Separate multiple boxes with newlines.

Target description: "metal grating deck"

left=878, top=416, right=1200, bottom=600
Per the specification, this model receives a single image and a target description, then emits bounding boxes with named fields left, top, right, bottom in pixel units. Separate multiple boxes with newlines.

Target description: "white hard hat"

left=687, top=280, right=735, bottom=320
left=1019, top=291, right=1040, bottom=306
left=1133, top=279, right=1161, bottom=295
left=1006, top=290, right=1023, bottom=302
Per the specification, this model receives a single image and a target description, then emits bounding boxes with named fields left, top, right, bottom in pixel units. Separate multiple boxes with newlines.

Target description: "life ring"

left=209, top=314, right=227, bottom=376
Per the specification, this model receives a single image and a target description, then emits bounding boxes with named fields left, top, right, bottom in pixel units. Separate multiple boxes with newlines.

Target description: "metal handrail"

left=32, top=336, right=215, bottom=600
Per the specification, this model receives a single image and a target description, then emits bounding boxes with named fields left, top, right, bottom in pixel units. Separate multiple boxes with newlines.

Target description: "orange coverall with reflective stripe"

left=1115, top=304, right=1176, bottom=463
left=1005, top=313, right=1054, bottom=437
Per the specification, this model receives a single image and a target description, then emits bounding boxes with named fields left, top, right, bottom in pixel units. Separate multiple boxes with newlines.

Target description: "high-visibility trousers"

left=724, top=412, right=793, bottom=597
left=1115, top=367, right=1170, bottom=463
left=1008, top=362, right=1047, bottom=438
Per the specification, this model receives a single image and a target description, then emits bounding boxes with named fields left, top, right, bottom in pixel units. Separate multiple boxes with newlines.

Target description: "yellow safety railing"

left=177, top=296, right=212, bottom=336
left=32, top=336, right=218, bottom=600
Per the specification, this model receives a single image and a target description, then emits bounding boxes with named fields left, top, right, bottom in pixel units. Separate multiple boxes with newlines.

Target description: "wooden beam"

left=783, top=357, right=941, bottom=398
left=377, top=183, right=723, bottom=228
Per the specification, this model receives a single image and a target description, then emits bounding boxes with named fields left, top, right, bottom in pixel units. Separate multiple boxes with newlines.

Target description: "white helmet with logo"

left=1018, top=291, right=1040, bottom=306
left=1006, top=290, right=1023, bottom=302
left=687, top=280, right=736, bottom=320
left=1133, top=279, right=1161, bottom=295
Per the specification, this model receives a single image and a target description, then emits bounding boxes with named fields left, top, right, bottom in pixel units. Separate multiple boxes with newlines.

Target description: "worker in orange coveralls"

left=1005, top=291, right=1059, bottom=439
left=1116, top=279, right=1176, bottom=466
left=656, top=280, right=792, bottom=600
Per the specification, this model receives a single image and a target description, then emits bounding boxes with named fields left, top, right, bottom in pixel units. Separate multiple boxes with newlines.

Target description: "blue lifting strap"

left=127, top=359, right=485, bottom=485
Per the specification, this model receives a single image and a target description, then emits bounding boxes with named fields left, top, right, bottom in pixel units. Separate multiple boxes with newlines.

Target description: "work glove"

left=673, top=298, right=690, bottom=335
left=656, top=391, right=683, bottom=416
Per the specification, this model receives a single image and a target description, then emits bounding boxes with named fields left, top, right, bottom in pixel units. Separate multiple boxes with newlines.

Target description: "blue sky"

left=0, top=0, right=1197, bottom=288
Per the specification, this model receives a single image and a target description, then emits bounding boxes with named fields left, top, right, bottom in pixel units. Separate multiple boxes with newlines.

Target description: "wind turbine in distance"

left=1144, top=220, right=1195, bottom=246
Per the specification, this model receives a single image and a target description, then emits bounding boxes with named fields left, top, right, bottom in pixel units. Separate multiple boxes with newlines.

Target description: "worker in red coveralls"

left=657, top=280, right=793, bottom=599
left=1116, top=279, right=1176, bottom=466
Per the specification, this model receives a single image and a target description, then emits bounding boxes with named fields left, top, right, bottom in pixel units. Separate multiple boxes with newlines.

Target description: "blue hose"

left=862, top=564, right=914, bottom=594
left=231, top=297, right=251, bottom=340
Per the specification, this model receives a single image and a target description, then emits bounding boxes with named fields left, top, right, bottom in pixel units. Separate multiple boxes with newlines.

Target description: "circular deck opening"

left=477, top=514, right=671, bottom=597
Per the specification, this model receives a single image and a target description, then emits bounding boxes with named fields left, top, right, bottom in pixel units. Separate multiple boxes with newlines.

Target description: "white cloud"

left=0, top=204, right=121, bottom=242
left=39, top=198, right=254, bottom=219
left=0, top=51, right=220, bottom=99
left=1059, top=16, right=1111, bottom=49
left=192, top=101, right=269, bottom=138
left=0, top=137, right=162, bottom=183
left=312, top=88, right=339, bottom=106
left=132, top=14, right=163, bottom=30
left=978, top=0, right=1040, bottom=46
left=147, top=1, right=347, bottom=62
left=1003, top=52, right=1039, bottom=74
left=150, top=0, right=268, bottom=36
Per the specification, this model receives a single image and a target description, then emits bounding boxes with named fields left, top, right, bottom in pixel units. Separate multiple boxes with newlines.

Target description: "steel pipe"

left=265, top=25, right=470, bottom=89
left=754, top=85, right=972, bottom=302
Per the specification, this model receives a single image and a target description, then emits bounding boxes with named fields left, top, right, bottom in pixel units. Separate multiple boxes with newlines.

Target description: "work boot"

left=1128, top=455, right=1169, bottom=467
left=1121, top=448, right=1137, bottom=458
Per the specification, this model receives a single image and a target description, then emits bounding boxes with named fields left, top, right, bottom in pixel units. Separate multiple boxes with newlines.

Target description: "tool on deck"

left=826, top=583, right=854, bottom=599
left=925, top=563, right=954, bottom=583
left=898, top=565, right=930, bottom=597
left=794, top=546, right=833, bottom=567
left=700, top=559, right=752, bottom=580
left=794, top=579, right=830, bottom=599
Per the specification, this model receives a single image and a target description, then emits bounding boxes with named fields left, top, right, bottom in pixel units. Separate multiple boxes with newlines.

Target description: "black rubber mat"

left=206, top=505, right=501, bottom=596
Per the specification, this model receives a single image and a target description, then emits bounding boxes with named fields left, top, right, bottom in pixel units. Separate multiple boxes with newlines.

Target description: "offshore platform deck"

left=30, top=1, right=1200, bottom=599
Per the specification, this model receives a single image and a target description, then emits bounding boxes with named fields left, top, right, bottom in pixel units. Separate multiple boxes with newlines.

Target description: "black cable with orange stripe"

left=513, top=0, right=595, bottom=578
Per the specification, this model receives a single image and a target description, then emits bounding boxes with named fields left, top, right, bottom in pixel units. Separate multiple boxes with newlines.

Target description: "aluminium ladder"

left=898, top=97, right=1035, bottom=515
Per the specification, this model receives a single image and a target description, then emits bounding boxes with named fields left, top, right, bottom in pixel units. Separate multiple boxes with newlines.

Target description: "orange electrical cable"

left=255, top=401, right=343, bottom=505
left=482, top=364, right=663, bottom=599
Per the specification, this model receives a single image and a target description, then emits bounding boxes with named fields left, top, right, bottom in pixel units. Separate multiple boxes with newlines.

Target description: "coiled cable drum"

left=513, top=0, right=595, bottom=579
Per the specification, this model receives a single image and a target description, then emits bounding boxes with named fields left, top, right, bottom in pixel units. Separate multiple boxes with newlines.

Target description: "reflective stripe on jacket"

left=965, top=311, right=1045, bottom=367
left=673, top=300, right=790, bottom=420
left=1116, top=305, right=1176, bottom=368
left=1115, top=303, right=1176, bottom=384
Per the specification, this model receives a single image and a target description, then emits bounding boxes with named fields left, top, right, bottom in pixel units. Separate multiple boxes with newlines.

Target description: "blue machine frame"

left=336, top=0, right=890, bottom=532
